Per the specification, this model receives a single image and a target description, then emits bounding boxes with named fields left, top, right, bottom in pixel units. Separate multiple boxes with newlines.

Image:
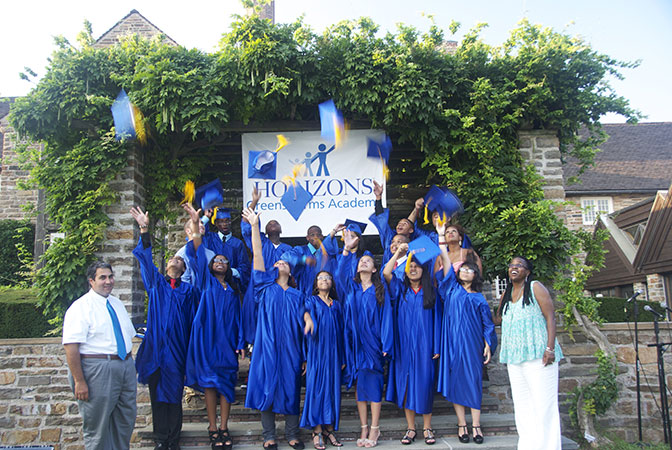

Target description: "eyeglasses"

left=213, top=258, right=229, bottom=264
left=508, top=263, right=528, bottom=269
left=317, top=275, right=332, bottom=281
left=459, top=267, right=475, bottom=273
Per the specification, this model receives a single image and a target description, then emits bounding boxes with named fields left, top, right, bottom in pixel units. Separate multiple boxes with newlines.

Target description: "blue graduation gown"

left=240, top=221, right=293, bottom=345
left=133, top=238, right=198, bottom=404
left=280, top=239, right=337, bottom=296
left=300, top=295, right=345, bottom=429
left=436, top=269, right=496, bottom=410
left=335, top=253, right=393, bottom=401
left=184, top=241, right=243, bottom=402
left=245, top=269, right=306, bottom=415
left=202, top=229, right=251, bottom=289
left=385, top=276, right=440, bottom=414
left=369, top=208, right=395, bottom=266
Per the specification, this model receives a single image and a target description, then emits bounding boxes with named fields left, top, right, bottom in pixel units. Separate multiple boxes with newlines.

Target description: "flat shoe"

left=289, top=440, right=305, bottom=450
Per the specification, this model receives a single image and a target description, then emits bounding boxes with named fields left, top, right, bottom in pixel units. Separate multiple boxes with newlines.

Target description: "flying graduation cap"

left=367, top=135, right=393, bottom=180
left=195, top=179, right=224, bottom=211
left=344, top=219, right=368, bottom=235
left=423, top=185, right=464, bottom=225
left=280, top=164, right=313, bottom=221
left=111, top=89, right=147, bottom=145
left=247, top=135, right=290, bottom=180
left=318, top=99, right=346, bottom=148
left=407, top=235, right=441, bottom=266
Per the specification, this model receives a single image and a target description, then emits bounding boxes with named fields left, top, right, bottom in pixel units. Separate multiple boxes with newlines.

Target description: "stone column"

left=646, top=274, right=665, bottom=304
left=95, top=146, right=146, bottom=320
left=517, top=130, right=565, bottom=203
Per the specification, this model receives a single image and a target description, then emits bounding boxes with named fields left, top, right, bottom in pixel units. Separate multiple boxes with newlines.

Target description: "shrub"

left=0, top=219, right=34, bottom=286
left=596, top=296, right=664, bottom=323
left=0, top=288, right=51, bottom=338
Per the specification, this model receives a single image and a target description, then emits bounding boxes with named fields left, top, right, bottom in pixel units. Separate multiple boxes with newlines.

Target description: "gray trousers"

left=69, top=356, right=137, bottom=450
left=261, top=410, right=300, bottom=442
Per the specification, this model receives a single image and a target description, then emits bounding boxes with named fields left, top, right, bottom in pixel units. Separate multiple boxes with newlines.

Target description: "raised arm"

left=182, top=203, right=203, bottom=250
left=435, top=221, right=453, bottom=277
left=341, top=229, right=359, bottom=256
left=241, top=207, right=265, bottom=272
left=244, top=186, right=262, bottom=220
left=408, top=197, right=424, bottom=224
left=383, top=242, right=408, bottom=283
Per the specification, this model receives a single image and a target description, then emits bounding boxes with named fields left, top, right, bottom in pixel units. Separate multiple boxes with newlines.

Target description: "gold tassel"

left=405, top=253, right=413, bottom=275
left=423, top=205, right=429, bottom=225
left=131, top=104, right=147, bottom=146
left=211, top=207, right=218, bottom=225
left=275, top=134, right=289, bottom=152
left=180, top=180, right=195, bottom=205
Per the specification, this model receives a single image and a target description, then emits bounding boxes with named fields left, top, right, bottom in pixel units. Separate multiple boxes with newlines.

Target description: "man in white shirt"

left=63, top=261, right=137, bottom=450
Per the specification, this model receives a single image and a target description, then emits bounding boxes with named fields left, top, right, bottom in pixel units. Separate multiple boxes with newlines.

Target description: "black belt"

left=80, top=353, right=132, bottom=360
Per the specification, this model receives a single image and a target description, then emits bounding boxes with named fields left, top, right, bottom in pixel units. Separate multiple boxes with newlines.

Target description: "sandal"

left=356, top=425, right=368, bottom=447
left=457, top=424, right=470, bottom=444
left=472, top=426, right=484, bottom=445
left=219, top=429, right=233, bottom=450
left=262, top=442, right=278, bottom=450
left=208, top=429, right=224, bottom=449
left=365, top=426, right=380, bottom=448
left=401, top=429, right=416, bottom=445
left=423, top=428, right=436, bottom=445
left=322, top=430, right=342, bottom=447
left=312, top=432, right=326, bottom=450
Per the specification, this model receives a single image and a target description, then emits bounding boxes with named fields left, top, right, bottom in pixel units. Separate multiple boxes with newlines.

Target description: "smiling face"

left=508, top=257, right=530, bottom=283
left=211, top=255, right=229, bottom=275
left=306, top=226, right=323, bottom=247
left=458, top=265, right=476, bottom=283
left=445, top=226, right=462, bottom=244
left=274, top=259, right=291, bottom=276
left=89, top=268, right=114, bottom=297
left=167, top=255, right=187, bottom=274
left=406, top=260, right=423, bottom=282
left=390, top=234, right=410, bottom=254
left=315, top=271, right=333, bottom=292
left=357, top=255, right=376, bottom=274
left=395, top=218, right=414, bottom=236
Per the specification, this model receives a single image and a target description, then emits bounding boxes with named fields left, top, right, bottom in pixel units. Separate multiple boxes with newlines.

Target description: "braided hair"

left=498, top=256, right=534, bottom=316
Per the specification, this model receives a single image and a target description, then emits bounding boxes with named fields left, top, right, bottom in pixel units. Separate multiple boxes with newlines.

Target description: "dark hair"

left=307, top=225, right=322, bottom=236
left=458, top=261, right=483, bottom=293
left=354, top=257, right=385, bottom=306
left=208, top=255, right=242, bottom=299
left=403, top=257, right=435, bottom=309
left=87, top=261, right=113, bottom=281
left=446, top=223, right=466, bottom=241
left=273, top=260, right=298, bottom=289
left=352, top=231, right=367, bottom=259
left=397, top=218, right=414, bottom=231
left=498, top=256, right=534, bottom=316
left=312, top=270, right=338, bottom=300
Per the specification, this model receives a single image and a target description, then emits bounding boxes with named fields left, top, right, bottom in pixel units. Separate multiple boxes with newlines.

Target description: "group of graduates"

left=132, top=180, right=497, bottom=450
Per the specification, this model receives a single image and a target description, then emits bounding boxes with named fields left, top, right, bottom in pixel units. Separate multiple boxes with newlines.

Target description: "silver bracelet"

left=545, top=346, right=555, bottom=353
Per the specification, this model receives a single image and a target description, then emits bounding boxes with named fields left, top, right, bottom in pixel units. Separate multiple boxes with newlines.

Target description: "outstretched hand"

left=130, top=206, right=149, bottom=228
left=415, top=197, right=424, bottom=210
left=373, top=180, right=383, bottom=199
left=241, top=207, right=260, bottom=226
left=435, top=221, right=446, bottom=236
left=181, top=203, right=201, bottom=223
left=343, top=229, right=359, bottom=251
left=251, top=186, right=261, bottom=204
left=396, top=242, right=409, bottom=256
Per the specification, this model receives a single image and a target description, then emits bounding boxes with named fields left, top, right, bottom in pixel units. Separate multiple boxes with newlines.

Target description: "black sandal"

left=312, top=432, right=326, bottom=450
left=219, top=429, right=233, bottom=450
left=322, top=430, right=342, bottom=447
left=208, top=429, right=224, bottom=449
left=472, top=426, right=484, bottom=445
left=423, top=428, right=436, bottom=445
left=401, top=429, right=416, bottom=445
left=457, top=424, right=470, bottom=444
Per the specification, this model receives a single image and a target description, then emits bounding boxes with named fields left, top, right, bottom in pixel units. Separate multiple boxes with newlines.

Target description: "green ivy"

left=568, top=350, right=619, bottom=426
left=10, top=14, right=638, bottom=320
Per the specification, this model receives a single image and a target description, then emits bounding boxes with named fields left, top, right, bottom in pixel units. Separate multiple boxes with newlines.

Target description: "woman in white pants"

left=494, top=256, right=563, bottom=450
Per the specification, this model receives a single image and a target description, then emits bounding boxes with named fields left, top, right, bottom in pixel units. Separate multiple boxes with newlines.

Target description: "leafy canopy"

left=10, top=14, right=638, bottom=320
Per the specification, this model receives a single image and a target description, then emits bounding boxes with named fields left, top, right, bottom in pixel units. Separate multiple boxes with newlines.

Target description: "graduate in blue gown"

left=435, top=223, right=496, bottom=445
left=300, top=270, right=346, bottom=450
left=131, top=207, right=198, bottom=450
left=335, top=230, right=393, bottom=448
left=182, top=203, right=244, bottom=450
left=240, top=187, right=292, bottom=346
left=280, top=225, right=337, bottom=296
left=368, top=180, right=415, bottom=268
left=201, top=208, right=251, bottom=290
left=241, top=207, right=313, bottom=450
left=383, top=243, right=441, bottom=446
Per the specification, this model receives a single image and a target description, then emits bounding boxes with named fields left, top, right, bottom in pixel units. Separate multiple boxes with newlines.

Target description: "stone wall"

left=518, top=130, right=565, bottom=203
left=0, top=115, right=39, bottom=221
left=564, top=193, right=653, bottom=233
left=1, top=325, right=669, bottom=448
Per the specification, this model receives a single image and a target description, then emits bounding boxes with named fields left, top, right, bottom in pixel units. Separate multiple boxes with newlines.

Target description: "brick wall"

left=1, top=325, right=669, bottom=447
left=646, top=273, right=665, bottom=303
left=0, top=115, right=38, bottom=221
left=518, top=130, right=565, bottom=204
left=564, top=193, right=652, bottom=233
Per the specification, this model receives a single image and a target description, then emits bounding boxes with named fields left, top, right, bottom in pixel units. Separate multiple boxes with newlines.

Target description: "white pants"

left=507, top=358, right=562, bottom=450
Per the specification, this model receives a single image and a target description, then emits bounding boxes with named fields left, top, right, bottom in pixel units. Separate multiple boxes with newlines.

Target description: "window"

left=493, top=276, right=508, bottom=298
left=581, top=197, right=613, bottom=225
left=623, top=222, right=647, bottom=247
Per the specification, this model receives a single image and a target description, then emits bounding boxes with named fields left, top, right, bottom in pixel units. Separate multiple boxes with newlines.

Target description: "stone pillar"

left=646, top=274, right=665, bottom=304
left=633, top=281, right=648, bottom=300
left=0, top=116, right=39, bottom=221
left=517, top=130, right=565, bottom=203
left=95, top=146, right=146, bottom=320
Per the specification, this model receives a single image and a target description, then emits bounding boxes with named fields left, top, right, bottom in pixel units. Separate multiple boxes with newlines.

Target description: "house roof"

left=564, top=122, right=672, bottom=195
left=0, top=100, right=10, bottom=120
left=94, top=9, right=177, bottom=48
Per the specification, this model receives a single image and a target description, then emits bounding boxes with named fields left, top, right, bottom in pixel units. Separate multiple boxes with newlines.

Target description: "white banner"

left=241, top=130, right=387, bottom=237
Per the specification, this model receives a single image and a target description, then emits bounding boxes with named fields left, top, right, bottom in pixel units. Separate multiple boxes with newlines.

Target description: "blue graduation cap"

left=214, top=207, right=232, bottom=220
left=407, top=235, right=441, bottom=266
left=248, top=150, right=277, bottom=180
left=318, top=99, right=345, bottom=145
left=344, top=219, right=367, bottom=235
left=424, top=185, right=464, bottom=220
left=111, top=89, right=136, bottom=141
left=281, top=184, right=314, bottom=221
left=366, top=135, right=392, bottom=164
left=195, top=179, right=224, bottom=211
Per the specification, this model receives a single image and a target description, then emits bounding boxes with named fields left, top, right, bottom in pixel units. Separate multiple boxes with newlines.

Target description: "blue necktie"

left=106, top=299, right=127, bottom=360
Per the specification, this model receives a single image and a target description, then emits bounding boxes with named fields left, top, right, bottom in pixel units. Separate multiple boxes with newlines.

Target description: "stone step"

left=138, top=414, right=520, bottom=447
left=142, top=434, right=579, bottom=450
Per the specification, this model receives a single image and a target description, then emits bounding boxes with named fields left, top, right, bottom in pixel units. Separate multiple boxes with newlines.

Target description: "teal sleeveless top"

left=499, top=281, right=563, bottom=364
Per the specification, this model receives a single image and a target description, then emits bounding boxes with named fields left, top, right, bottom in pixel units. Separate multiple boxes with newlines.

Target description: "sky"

left=2, top=0, right=671, bottom=123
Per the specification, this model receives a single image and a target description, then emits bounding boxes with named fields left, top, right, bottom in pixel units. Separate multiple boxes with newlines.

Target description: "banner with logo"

left=241, top=130, right=387, bottom=237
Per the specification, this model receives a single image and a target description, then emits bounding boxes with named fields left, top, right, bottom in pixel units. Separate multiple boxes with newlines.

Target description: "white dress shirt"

left=62, top=289, right=136, bottom=355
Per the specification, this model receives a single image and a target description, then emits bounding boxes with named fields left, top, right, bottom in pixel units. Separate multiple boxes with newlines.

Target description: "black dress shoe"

left=457, top=424, right=470, bottom=444
left=289, top=439, right=305, bottom=449
left=167, top=442, right=180, bottom=450
left=263, top=443, right=278, bottom=450
left=472, top=426, right=484, bottom=445
left=154, top=442, right=169, bottom=450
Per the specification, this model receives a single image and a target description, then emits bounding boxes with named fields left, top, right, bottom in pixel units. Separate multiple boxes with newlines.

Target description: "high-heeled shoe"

left=423, top=428, right=436, bottom=445
left=365, top=426, right=380, bottom=448
left=312, top=432, right=325, bottom=450
left=400, top=429, right=416, bottom=445
left=356, top=425, right=368, bottom=448
left=472, top=425, right=484, bottom=444
left=457, top=424, right=470, bottom=444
